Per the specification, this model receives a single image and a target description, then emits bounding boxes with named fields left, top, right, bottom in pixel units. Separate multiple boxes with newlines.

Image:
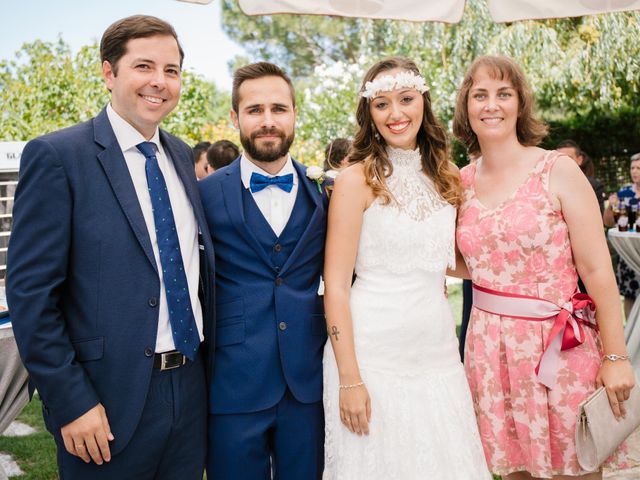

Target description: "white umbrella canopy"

left=239, top=0, right=466, bottom=22
left=180, top=0, right=640, bottom=22
left=486, top=0, right=640, bottom=22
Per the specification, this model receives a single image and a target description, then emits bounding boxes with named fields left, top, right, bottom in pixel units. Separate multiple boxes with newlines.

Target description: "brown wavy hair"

left=350, top=57, right=461, bottom=207
left=453, top=55, right=548, bottom=157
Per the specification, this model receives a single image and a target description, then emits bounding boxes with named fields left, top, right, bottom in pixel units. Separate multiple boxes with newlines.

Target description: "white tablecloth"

left=0, top=326, right=29, bottom=432
left=608, top=228, right=640, bottom=372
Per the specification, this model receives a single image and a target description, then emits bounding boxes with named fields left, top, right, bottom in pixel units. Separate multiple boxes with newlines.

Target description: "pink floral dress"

left=457, top=151, right=630, bottom=477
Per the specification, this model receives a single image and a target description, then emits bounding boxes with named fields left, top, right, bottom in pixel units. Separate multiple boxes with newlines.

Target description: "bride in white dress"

left=322, top=57, right=490, bottom=479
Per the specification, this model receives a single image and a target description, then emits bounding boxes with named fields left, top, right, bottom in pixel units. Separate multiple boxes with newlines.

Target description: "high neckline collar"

left=386, top=146, right=421, bottom=167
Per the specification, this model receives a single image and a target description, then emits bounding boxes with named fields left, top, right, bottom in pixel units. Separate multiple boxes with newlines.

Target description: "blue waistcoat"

left=198, top=158, right=329, bottom=414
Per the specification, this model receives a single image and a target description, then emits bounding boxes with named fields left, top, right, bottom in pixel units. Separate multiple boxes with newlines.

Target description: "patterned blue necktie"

left=137, top=142, right=199, bottom=360
left=250, top=172, right=294, bottom=193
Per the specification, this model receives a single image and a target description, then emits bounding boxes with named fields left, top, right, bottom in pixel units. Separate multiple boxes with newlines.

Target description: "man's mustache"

left=251, top=128, right=285, bottom=140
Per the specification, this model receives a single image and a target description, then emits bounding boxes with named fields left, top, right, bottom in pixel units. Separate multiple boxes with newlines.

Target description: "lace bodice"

left=355, top=147, right=456, bottom=275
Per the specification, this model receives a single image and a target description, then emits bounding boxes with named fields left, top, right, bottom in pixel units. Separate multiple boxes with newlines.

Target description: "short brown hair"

left=100, top=15, right=184, bottom=74
left=556, top=139, right=596, bottom=176
left=231, top=62, right=295, bottom=112
left=323, top=138, right=351, bottom=170
left=453, top=55, right=548, bottom=157
left=207, top=140, right=240, bottom=170
left=350, top=57, right=461, bottom=207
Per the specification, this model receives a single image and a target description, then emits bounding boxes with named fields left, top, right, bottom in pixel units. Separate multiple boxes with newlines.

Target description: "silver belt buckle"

left=160, top=351, right=186, bottom=370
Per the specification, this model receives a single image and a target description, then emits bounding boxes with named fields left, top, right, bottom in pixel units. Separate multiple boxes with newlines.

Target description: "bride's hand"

left=339, top=384, right=371, bottom=435
left=596, top=357, right=636, bottom=419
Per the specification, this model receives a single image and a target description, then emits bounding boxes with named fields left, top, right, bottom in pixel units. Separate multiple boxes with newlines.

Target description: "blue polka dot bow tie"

left=137, top=141, right=200, bottom=360
left=249, top=172, right=294, bottom=193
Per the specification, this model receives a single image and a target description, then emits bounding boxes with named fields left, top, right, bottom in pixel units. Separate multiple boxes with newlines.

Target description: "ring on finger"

left=75, top=444, right=85, bottom=449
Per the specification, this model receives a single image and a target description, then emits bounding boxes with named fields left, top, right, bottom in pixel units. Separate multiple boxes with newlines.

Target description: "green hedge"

left=544, top=108, right=640, bottom=192
left=452, top=108, right=640, bottom=193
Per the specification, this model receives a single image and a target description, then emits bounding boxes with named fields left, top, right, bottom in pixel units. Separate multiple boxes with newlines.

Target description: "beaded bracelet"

left=339, top=381, right=364, bottom=389
left=602, top=354, right=630, bottom=362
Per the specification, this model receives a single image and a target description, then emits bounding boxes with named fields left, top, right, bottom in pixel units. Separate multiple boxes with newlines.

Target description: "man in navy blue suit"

left=7, top=15, right=215, bottom=479
left=199, top=62, right=328, bottom=479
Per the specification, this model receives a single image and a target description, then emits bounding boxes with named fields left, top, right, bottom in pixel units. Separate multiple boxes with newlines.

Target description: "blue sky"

left=1, top=0, right=244, bottom=90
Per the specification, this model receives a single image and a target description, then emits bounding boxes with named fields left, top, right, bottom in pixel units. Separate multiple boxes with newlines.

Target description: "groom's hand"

left=61, top=403, right=114, bottom=464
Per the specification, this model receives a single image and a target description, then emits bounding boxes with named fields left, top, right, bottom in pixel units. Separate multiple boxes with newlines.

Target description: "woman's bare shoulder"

left=333, top=161, right=376, bottom=208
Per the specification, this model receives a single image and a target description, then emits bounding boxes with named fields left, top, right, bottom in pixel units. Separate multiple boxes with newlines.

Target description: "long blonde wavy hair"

left=349, top=57, right=461, bottom=207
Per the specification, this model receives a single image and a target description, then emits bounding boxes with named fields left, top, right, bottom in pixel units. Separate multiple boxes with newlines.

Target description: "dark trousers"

left=207, top=388, right=324, bottom=480
left=459, top=279, right=473, bottom=362
left=57, top=353, right=207, bottom=480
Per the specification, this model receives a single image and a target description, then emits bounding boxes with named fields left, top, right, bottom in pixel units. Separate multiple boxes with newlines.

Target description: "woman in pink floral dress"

left=453, top=55, right=636, bottom=479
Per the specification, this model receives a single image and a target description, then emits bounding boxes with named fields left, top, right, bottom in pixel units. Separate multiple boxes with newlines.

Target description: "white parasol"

left=178, top=0, right=640, bottom=22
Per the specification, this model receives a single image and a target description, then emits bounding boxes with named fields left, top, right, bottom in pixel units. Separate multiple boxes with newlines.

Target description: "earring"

left=371, top=122, right=380, bottom=140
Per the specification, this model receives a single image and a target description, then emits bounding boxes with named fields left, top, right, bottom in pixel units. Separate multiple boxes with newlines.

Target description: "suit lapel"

left=93, top=109, right=157, bottom=272
left=221, top=161, right=273, bottom=269
left=280, top=160, right=324, bottom=274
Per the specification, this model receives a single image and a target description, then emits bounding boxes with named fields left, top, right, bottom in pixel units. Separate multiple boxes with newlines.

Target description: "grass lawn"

left=447, top=280, right=464, bottom=331
left=2, top=283, right=500, bottom=479
left=0, top=395, right=57, bottom=479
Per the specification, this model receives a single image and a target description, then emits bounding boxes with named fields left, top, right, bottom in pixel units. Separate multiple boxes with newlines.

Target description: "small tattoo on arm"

left=330, top=326, right=340, bottom=341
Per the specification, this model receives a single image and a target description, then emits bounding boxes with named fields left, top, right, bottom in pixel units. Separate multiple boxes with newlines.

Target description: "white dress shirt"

left=240, top=154, right=298, bottom=237
left=107, top=104, right=204, bottom=353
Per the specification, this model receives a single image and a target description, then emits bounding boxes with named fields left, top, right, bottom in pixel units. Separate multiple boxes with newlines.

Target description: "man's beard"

left=240, top=127, right=295, bottom=163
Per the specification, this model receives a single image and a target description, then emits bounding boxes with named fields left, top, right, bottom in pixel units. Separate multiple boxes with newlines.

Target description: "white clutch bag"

left=576, top=383, right=640, bottom=471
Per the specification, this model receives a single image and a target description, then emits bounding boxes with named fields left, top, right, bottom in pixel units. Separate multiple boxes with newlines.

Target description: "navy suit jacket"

left=6, top=108, right=215, bottom=455
left=198, top=158, right=328, bottom=414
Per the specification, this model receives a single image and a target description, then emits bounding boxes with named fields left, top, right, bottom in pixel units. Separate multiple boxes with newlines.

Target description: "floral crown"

left=360, top=71, right=429, bottom=99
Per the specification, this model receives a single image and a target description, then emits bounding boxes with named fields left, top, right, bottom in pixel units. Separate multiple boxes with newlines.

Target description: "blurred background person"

left=603, top=152, right=640, bottom=319
left=193, top=141, right=212, bottom=179
left=206, top=139, right=239, bottom=173
left=556, top=139, right=605, bottom=213
left=323, top=137, right=351, bottom=172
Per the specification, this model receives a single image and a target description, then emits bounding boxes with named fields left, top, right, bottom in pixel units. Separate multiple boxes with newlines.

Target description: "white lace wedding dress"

left=322, top=147, right=490, bottom=479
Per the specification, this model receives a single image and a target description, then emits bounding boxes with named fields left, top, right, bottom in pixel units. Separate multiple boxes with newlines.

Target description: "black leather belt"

left=153, top=350, right=187, bottom=370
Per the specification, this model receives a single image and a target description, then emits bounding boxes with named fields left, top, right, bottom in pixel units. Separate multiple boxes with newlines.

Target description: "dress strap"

left=537, top=150, right=562, bottom=192
left=459, top=162, right=478, bottom=202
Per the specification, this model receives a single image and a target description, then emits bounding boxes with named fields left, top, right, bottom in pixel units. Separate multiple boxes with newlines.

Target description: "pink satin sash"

left=472, top=284, right=598, bottom=389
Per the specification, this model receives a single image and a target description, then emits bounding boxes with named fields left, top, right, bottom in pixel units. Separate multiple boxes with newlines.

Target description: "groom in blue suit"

left=7, top=16, right=215, bottom=479
left=199, top=62, right=328, bottom=479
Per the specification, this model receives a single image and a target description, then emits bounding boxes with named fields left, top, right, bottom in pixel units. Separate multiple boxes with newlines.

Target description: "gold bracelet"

left=339, top=381, right=364, bottom=389
left=602, top=354, right=630, bottom=362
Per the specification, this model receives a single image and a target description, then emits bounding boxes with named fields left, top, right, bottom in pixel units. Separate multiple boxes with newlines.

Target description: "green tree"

left=222, top=0, right=640, bottom=150
left=0, top=38, right=231, bottom=142
left=221, top=0, right=365, bottom=77
left=0, top=39, right=106, bottom=140
left=163, top=70, right=231, bottom=142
